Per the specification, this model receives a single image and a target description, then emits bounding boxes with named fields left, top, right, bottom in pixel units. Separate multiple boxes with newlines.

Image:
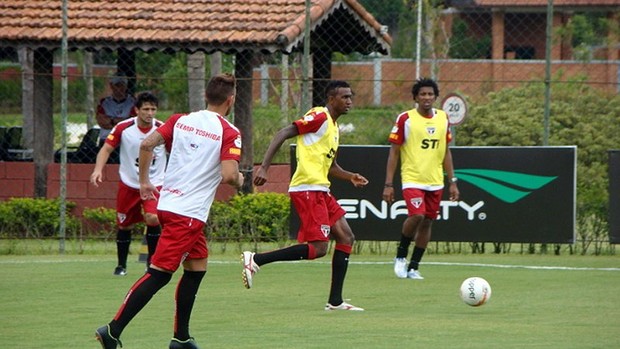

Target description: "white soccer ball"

left=459, top=277, right=492, bottom=306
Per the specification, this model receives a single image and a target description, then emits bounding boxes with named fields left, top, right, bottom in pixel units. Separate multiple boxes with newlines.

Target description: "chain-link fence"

left=1, top=1, right=617, bottom=153
left=0, top=0, right=618, bottom=250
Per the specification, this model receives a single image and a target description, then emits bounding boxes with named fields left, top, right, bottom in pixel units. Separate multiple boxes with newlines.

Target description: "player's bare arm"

left=221, top=160, right=244, bottom=189
left=382, top=144, right=401, bottom=203
left=138, top=131, right=164, bottom=200
left=254, top=124, right=299, bottom=186
left=329, top=160, right=369, bottom=188
left=90, top=143, right=115, bottom=187
left=443, top=147, right=460, bottom=201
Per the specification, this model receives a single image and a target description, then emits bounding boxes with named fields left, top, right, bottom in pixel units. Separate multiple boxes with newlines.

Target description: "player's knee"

left=311, top=242, right=328, bottom=258
left=144, top=213, right=159, bottom=226
left=118, top=224, right=134, bottom=231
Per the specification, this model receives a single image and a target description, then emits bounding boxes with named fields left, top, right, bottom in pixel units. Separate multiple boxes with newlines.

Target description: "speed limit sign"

left=441, top=93, right=467, bottom=125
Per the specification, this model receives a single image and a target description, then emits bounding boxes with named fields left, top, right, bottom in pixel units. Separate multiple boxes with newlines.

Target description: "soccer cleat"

left=241, top=251, right=259, bottom=289
left=393, top=258, right=408, bottom=278
left=407, top=269, right=424, bottom=280
left=113, top=266, right=127, bottom=276
left=95, top=325, right=122, bottom=349
left=169, top=337, right=200, bottom=349
left=325, top=301, right=365, bottom=311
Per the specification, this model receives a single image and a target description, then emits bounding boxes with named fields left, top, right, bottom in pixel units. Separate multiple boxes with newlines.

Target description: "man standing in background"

left=383, top=77, right=459, bottom=280
left=96, top=72, right=136, bottom=163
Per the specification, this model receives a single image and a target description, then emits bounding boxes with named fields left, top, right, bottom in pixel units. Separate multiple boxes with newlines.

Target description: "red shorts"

left=290, top=191, right=345, bottom=243
left=115, top=181, right=160, bottom=227
left=403, top=188, right=443, bottom=219
left=151, top=210, right=208, bottom=272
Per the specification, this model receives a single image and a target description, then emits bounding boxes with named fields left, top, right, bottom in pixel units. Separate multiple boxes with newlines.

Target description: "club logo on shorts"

left=410, top=197, right=423, bottom=208
left=321, top=225, right=331, bottom=237
left=117, top=213, right=127, bottom=223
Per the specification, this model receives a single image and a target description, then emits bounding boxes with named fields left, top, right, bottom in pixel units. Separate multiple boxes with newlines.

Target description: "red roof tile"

left=449, top=0, right=620, bottom=7
left=0, top=0, right=392, bottom=54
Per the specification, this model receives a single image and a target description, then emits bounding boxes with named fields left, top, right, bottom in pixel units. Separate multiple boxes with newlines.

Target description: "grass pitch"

left=0, top=247, right=618, bottom=348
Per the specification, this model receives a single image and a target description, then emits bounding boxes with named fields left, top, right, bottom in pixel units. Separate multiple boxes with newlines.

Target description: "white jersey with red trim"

left=105, top=117, right=166, bottom=189
left=156, top=111, right=242, bottom=222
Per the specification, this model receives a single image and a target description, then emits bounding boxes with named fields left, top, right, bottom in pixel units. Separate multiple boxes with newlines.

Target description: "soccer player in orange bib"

left=383, top=78, right=459, bottom=280
left=247, top=80, right=368, bottom=311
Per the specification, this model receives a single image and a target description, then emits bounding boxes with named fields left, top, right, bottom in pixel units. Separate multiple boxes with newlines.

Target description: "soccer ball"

left=459, top=277, right=492, bottom=306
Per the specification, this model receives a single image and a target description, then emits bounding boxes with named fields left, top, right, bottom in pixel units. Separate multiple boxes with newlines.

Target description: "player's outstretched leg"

left=95, top=324, right=122, bottom=349
left=241, top=251, right=260, bottom=289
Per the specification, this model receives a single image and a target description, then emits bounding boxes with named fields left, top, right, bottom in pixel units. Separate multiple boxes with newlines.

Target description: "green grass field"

left=1, top=244, right=619, bottom=348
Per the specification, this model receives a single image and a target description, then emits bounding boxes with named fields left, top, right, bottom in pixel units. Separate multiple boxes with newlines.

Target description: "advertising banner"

left=290, top=145, right=576, bottom=243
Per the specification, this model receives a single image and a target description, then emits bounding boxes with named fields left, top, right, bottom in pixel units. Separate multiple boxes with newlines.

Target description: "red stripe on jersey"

left=294, top=110, right=328, bottom=135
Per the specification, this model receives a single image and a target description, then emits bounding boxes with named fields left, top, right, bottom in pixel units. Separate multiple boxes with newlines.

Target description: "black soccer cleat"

left=113, top=266, right=127, bottom=276
left=169, top=337, right=200, bottom=349
left=95, top=324, right=122, bottom=349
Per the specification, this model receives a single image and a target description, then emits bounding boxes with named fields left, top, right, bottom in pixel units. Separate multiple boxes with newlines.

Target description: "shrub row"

left=0, top=193, right=290, bottom=242
left=0, top=198, right=80, bottom=238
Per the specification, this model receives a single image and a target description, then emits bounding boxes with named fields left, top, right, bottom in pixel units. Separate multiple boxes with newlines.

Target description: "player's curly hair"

left=135, top=91, right=159, bottom=108
left=325, top=80, right=351, bottom=97
left=412, top=77, right=439, bottom=98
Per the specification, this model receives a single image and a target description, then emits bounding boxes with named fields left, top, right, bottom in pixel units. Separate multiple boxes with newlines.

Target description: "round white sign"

left=441, top=93, right=467, bottom=125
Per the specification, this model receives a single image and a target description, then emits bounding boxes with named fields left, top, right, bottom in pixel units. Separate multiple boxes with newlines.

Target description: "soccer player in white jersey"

left=96, top=73, right=243, bottom=349
left=245, top=80, right=369, bottom=311
left=90, top=91, right=166, bottom=276
left=382, top=78, right=460, bottom=280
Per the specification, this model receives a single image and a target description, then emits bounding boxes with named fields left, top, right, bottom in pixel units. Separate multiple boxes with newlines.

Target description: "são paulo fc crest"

left=410, top=197, right=423, bottom=209
left=426, top=127, right=436, bottom=135
left=117, top=213, right=127, bottom=223
left=321, top=225, right=331, bottom=237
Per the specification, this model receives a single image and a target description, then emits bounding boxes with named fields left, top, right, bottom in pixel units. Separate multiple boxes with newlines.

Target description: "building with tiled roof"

left=0, top=0, right=392, bottom=196
left=448, top=0, right=619, bottom=7
left=0, top=0, right=391, bottom=54
left=446, top=0, right=619, bottom=60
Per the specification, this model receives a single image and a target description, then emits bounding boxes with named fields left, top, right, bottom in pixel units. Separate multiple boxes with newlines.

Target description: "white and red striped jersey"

left=105, top=117, right=167, bottom=189
left=156, top=111, right=242, bottom=222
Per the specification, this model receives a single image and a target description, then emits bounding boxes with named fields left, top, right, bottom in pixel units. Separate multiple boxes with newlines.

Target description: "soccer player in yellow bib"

left=383, top=78, right=460, bottom=280
left=246, top=80, right=368, bottom=311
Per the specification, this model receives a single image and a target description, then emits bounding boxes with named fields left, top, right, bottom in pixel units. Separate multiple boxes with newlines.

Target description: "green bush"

left=206, top=192, right=290, bottom=244
left=81, top=192, right=290, bottom=244
left=0, top=198, right=79, bottom=238
left=0, top=66, right=21, bottom=112
left=82, top=206, right=117, bottom=238
left=457, top=77, right=620, bottom=252
left=82, top=206, right=147, bottom=239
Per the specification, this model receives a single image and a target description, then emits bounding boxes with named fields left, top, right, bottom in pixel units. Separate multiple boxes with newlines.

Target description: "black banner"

left=290, top=145, right=576, bottom=243
left=609, top=150, right=620, bottom=244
